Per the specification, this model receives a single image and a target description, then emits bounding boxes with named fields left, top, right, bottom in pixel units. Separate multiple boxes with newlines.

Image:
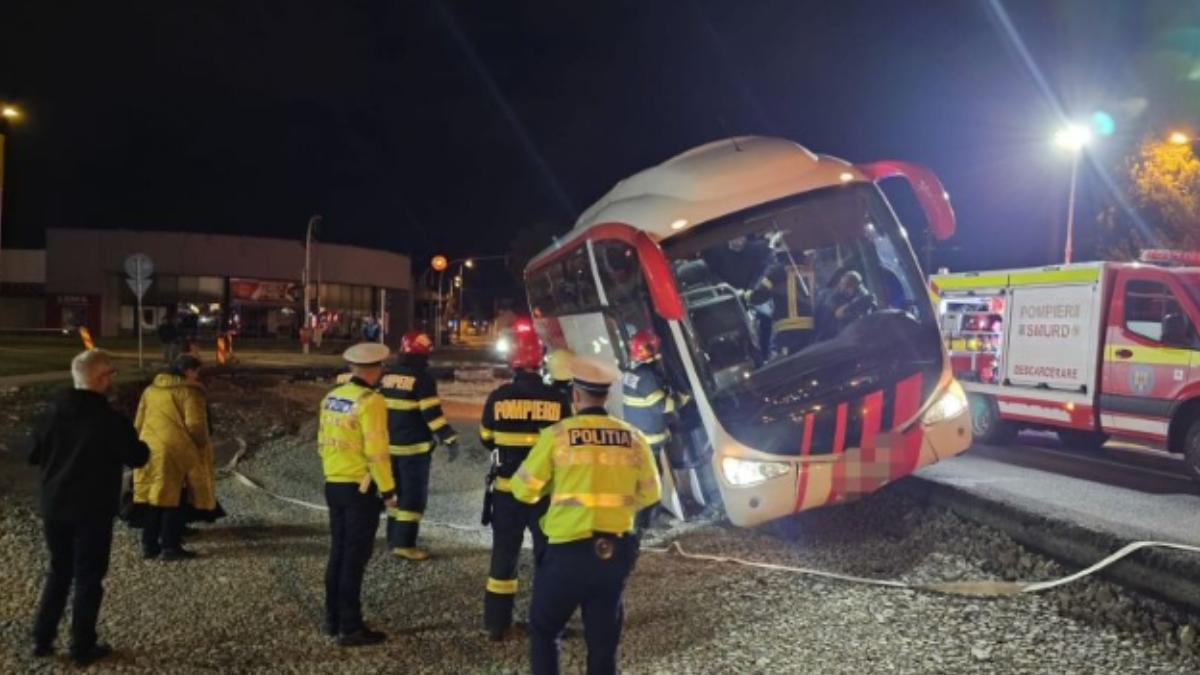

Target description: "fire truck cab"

left=932, top=250, right=1200, bottom=484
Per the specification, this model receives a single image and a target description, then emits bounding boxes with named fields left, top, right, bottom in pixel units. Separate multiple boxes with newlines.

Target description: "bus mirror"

left=857, top=160, right=956, bottom=240
left=633, top=231, right=685, bottom=321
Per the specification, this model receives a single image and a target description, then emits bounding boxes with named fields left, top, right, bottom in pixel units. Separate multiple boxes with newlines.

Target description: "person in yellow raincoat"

left=132, top=355, right=209, bottom=561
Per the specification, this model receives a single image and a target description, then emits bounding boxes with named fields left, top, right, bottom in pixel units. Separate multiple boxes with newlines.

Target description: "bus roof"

left=572, top=136, right=861, bottom=242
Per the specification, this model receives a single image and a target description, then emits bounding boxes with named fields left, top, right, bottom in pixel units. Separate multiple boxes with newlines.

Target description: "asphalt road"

left=970, top=432, right=1198, bottom=497
left=917, top=434, right=1200, bottom=548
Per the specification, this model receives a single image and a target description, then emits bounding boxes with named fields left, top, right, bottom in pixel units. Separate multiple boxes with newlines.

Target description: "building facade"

left=31, top=229, right=412, bottom=339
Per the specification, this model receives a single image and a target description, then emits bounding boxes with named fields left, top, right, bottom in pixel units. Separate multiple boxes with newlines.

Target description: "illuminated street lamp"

left=1169, top=131, right=1191, bottom=146
left=0, top=103, right=24, bottom=283
left=1053, top=123, right=1092, bottom=264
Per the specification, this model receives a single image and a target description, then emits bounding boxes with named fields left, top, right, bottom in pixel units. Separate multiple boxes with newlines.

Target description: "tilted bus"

left=524, top=136, right=972, bottom=527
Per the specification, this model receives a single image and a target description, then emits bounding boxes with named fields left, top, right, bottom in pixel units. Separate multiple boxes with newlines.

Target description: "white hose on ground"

left=223, top=448, right=1200, bottom=598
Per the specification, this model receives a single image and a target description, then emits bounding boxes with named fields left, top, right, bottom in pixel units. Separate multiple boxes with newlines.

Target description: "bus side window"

left=594, top=241, right=654, bottom=367
left=528, top=270, right=557, bottom=318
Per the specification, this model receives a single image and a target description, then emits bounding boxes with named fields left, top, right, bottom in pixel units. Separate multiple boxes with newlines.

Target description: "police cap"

left=342, top=342, right=390, bottom=366
left=570, top=355, right=619, bottom=395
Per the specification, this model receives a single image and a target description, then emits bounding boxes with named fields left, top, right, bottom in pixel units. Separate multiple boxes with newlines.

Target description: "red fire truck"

left=932, top=250, right=1200, bottom=483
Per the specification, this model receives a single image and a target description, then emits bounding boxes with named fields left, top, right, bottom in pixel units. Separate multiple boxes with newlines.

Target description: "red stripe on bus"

left=891, top=373, right=924, bottom=480
left=827, top=403, right=849, bottom=503
left=860, top=390, right=884, bottom=464
left=793, top=413, right=815, bottom=512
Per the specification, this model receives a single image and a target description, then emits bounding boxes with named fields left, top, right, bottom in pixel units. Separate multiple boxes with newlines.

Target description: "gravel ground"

left=1, top=376, right=1198, bottom=674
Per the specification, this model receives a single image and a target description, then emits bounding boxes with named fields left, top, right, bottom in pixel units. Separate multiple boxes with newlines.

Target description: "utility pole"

left=303, top=215, right=321, bottom=354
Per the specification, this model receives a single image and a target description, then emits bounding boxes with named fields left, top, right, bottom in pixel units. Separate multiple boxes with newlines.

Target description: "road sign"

left=126, top=277, right=152, bottom=299
left=124, top=253, right=154, bottom=370
left=124, top=253, right=154, bottom=279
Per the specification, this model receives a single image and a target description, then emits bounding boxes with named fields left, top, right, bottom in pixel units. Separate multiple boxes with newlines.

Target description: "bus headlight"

left=495, top=336, right=511, bottom=356
left=922, top=380, right=968, bottom=426
left=721, top=456, right=790, bottom=487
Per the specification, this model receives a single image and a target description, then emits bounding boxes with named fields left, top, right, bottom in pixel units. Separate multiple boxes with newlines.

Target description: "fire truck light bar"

left=1139, top=249, right=1200, bottom=266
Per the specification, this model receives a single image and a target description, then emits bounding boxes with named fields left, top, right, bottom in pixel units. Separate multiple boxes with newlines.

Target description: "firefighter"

left=621, top=329, right=683, bottom=529
left=318, top=342, right=396, bottom=646
left=511, top=355, right=661, bottom=675
left=544, top=348, right=574, bottom=400
left=381, top=331, right=459, bottom=561
left=746, top=250, right=815, bottom=357
left=479, top=328, right=572, bottom=641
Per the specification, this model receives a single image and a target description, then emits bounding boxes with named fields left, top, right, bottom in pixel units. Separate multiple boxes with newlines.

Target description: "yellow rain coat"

left=132, top=374, right=213, bottom=508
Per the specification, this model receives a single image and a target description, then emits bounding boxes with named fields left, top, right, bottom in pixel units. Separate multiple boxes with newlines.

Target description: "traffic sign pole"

left=136, top=257, right=143, bottom=370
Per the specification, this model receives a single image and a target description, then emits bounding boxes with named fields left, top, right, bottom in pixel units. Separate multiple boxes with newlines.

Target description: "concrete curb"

left=898, top=476, right=1200, bottom=613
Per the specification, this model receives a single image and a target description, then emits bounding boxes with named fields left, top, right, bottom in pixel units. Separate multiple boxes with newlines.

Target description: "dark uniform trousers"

left=386, top=453, right=431, bottom=548
left=33, top=517, right=115, bottom=652
left=529, top=535, right=638, bottom=675
left=485, top=490, right=548, bottom=633
left=324, top=482, right=381, bottom=634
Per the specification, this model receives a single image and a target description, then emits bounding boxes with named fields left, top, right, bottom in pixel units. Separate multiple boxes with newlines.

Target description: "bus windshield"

left=663, top=184, right=943, bottom=456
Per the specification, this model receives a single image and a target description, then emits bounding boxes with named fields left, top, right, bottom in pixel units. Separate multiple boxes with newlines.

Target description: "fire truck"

left=932, top=250, right=1200, bottom=483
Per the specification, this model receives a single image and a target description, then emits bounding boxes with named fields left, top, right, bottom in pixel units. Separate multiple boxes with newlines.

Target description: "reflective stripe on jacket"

left=479, top=371, right=572, bottom=490
left=318, top=379, right=395, bottom=495
left=510, top=409, right=661, bottom=543
left=380, top=356, right=457, bottom=454
left=621, top=362, right=678, bottom=446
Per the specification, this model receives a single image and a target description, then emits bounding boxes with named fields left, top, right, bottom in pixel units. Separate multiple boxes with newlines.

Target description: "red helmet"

left=401, top=331, right=433, bottom=355
left=629, top=329, right=660, bottom=363
left=508, top=329, right=544, bottom=370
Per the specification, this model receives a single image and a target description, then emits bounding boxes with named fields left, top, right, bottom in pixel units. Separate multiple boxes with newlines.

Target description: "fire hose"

left=222, top=444, right=1200, bottom=597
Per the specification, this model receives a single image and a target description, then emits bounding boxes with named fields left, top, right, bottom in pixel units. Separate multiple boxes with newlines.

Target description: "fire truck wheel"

left=1184, top=419, right=1200, bottom=484
left=1056, top=429, right=1108, bottom=453
left=968, top=394, right=1016, bottom=446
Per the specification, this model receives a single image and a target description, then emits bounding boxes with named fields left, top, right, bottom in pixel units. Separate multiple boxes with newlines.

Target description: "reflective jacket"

left=749, top=261, right=814, bottom=338
left=380, top=355, right=457, bottom=454
left=620, top=362, right=679, bottom=446
left=480, top=371, right=572, bottom=492
left=511, top=408, right=661, bottom=543
left=318, top=377, right=395, bottom=496
left=132, top=374, right=207, bottom=507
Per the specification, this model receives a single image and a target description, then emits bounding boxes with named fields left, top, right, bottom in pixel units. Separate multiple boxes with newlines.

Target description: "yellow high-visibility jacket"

left=133, top=374, right=207, bottom=508
left=318, top=379, right=395, bottom=496
left=511, top=408, right=661, bottom=543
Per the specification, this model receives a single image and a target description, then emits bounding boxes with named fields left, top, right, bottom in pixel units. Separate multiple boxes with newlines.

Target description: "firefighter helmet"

left=629, top=329, right=660, bottom=363
left=401, top=331, right=433, bottom=355
left=508, top=329, right=544, bottom=370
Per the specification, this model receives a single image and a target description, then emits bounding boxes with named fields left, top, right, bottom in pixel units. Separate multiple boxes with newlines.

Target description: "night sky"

left=2, top=1, right=1198, bottom=284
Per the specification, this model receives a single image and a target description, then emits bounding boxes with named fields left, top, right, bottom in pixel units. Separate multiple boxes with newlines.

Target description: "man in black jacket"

left=27, top=349, right=150, bottom=666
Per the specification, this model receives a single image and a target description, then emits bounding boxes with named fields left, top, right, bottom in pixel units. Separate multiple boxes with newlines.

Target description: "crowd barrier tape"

left=222, top=441, right=1200, bottom=597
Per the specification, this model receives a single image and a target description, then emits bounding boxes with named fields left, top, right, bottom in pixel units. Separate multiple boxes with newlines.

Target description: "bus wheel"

left=1056, top=429, right=1108, bottom=453
left=1184, top=418, right=1200, bottom=484
left=968, top=394, right=1016, bottom=445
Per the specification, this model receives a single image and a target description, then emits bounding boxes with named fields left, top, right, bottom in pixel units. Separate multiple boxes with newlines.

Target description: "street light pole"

left=0, top=104, right=22, bottom=284
left=1064, top=151, right=1080, bottom=265
left=1053, top=123, right=1091, bottom=265
left=302, top=214, right=321, bottom=354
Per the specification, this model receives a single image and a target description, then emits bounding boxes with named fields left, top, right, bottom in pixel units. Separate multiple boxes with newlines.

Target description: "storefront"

left=44, top=229, right=413, bottom=339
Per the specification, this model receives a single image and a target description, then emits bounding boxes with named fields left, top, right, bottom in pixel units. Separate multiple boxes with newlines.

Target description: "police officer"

left=512, top=355, right=662, bottom=675
left=479, top=329, right=571, bottom=641
left=380, top=331, right=458, bottom=561
left=621, top=329, right=684, bottom=528
left=746, top=250, right=815, bottom=357
left=318, top=342, right=396, bottom=647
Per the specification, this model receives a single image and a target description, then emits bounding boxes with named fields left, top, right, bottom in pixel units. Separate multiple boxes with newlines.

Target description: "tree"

left=1096, top=136, right=1200, bottom=260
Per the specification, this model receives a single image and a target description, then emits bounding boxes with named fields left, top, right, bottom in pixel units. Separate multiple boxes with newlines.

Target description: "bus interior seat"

left=681, top=282, right=759, bottom=389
